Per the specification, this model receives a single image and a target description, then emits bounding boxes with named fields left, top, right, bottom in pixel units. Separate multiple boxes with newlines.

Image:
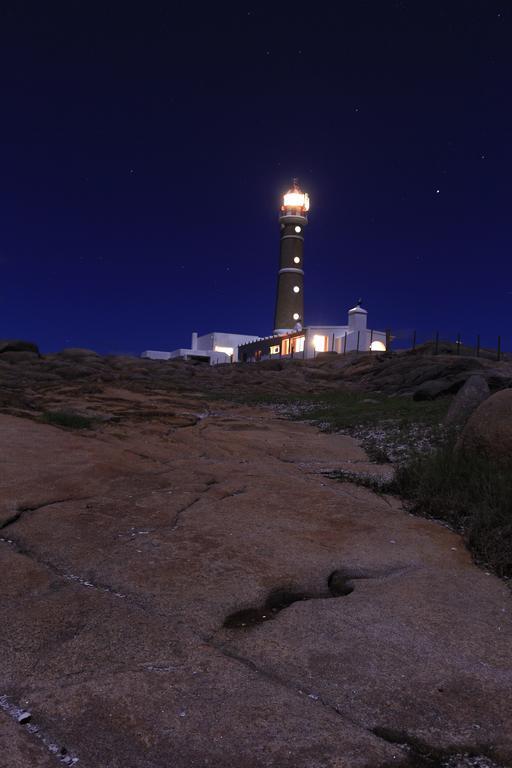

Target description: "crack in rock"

left=0, top=496, right=92, bottom=532
left=205, top=640, right=507, bottom=768
left=204, top=637, right=409, bottom=760
left=169, top=496, right=202, bottom=531
left=0, top=694, right=79, bottom=765
left=0, top=536, right=127, bottom=599
left=373, top=727, right=507, bottom=768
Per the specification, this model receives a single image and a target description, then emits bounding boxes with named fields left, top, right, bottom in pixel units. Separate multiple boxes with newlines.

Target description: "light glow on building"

left=214, top=345, right=234, bottom=356
left=313, top=334, right=327, bottom=353
left=294, top=336, right=305, bottom=352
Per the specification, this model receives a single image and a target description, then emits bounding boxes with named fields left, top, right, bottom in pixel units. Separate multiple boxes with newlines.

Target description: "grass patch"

left=290, top=391, right=450, bottom=430
left=41, top=410, right=95, bottom=430
left=393, top=440, right=512, bottom=578
left=227, top=390, right=452, bottom=429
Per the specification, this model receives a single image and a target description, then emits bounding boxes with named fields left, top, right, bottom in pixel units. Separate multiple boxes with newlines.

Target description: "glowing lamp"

left=283, top=191, right=310, bottom=210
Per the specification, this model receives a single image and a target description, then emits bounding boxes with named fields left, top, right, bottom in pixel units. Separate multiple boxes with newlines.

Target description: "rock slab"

left=460, top=387, right=512, bottom=466
left=444, top=374, right=491, bottom=426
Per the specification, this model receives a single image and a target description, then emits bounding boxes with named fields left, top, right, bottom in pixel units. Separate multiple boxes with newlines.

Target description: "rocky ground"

left=1, top=345, right=512, bottom=767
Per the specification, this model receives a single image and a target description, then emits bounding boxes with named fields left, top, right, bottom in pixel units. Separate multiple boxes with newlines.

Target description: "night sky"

left=1, top=2, right=510, bottom=354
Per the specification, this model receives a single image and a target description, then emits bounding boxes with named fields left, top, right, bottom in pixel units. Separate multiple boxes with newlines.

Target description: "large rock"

left=413, top=376, right=465, bottom=401
left=459, top=388, right=512, bottom=465
left=0, top=339, right=39, bottom=356
left=1, top=391, right=512, bottom=766
left=60, top=347, right=100, bottom=359
left=444, top=374, right=490, bottom=426
left=0, top=351, right=40, bottom=364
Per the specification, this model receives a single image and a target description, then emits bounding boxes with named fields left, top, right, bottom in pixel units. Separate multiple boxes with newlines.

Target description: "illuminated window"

left=270, top=345, right=280, bottom=355
left=294, top=336, right=305, bottom=353
left=294, top=256, right=300, bottom=264
left=214, top=345, right=234, bottom=356
left=293, top=286, right=300, bottom=293
left=293, top=313, right=300, bottom=320
left=294, top=225, right=302, bottom=233
left=370, top=340, right=386, bottom=352
left=281, top=338, right=290, bottom=355
left=313, top=335, right=327, bottom=353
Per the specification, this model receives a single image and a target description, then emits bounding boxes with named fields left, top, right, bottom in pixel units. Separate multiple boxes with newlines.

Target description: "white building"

left=141, top=331, right=261, bottom=365
left=238, top=304, right=387, bottom=362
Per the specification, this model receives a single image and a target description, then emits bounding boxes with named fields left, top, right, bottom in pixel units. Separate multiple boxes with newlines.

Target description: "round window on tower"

left=293, top=286, right=300, bottom=293
left=294, top=256, right=300, bottom=264
left=294, top=225, right=302, bottom=233
left=293, top=313, right=300, bottom=320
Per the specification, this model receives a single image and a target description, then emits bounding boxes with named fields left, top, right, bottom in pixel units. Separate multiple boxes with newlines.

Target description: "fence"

left=241, top=329, right=508, bottom=363
left=386, top=330, right=507, bottom=361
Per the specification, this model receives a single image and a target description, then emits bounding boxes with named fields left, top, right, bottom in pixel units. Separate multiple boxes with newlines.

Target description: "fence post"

left=370, top=328, right=374, bottom=349
left=434, top=331, right=439, bottom=355
left=456, top=332, right=461, bottom=355
left=385, top=328, right=391, bottom=352
left=412, top=330, right=416, bottom=351
left=331, top=333, right=335, bottom=352
left=476, top=334, right=480, bottom=358
left=356, top=331, right=360, bottom=354
left=343, top=333, right=347, bottom=355
left=497, top=336, right=501, bottom=362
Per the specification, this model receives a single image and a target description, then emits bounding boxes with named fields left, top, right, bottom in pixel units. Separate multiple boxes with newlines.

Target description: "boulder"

left=0, top=351, right=40, bottom=364
left=413, top=377, right=465, bottom=401
left=444, top=374, right=490, bottom=426
left=60, top=347, right=100, bottom=359
left=459, top=388, right=512, bottom=466
left=0, top=339, right=40, bottom=356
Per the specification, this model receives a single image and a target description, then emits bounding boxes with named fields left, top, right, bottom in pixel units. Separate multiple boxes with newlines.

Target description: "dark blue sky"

left=1, top=2, right=510, bottom=354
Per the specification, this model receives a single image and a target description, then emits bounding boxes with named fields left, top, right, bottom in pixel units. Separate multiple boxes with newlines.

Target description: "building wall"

left=141, top=350, right=172, bottom=360
left=196, top=332, right=261, bottom=362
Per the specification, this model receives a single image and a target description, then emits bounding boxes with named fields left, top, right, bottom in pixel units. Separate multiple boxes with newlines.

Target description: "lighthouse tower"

left=273, top=179, right=310, bottom=335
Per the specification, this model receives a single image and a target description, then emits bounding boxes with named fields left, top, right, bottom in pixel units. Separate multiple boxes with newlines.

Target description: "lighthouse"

left=273, top=180, right=310, bottom=335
